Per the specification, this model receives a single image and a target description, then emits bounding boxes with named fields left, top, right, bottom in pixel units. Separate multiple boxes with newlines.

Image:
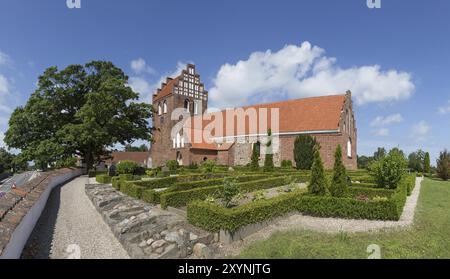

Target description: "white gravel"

left=222, top=177, right=424, bottom=256
left=23, top=176, right=130, bottom=259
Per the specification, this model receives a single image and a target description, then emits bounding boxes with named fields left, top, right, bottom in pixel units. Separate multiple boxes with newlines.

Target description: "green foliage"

left=112, top=176, right=120, bottom=190
left=423, top=152, right=431, bottom=175
left=373, top=147, right=387, bottom=160
left=187, top=178, right=411, bottom=232
left=166, top=160, right=179, bottom=171
left=436, top=150, right=450, bottom=181
left=201, top=159, right=216, bottom=173
left=281, top=160, right=293, bottom=169
left=357, top=155, right=373, bottom=170
left=96, top=174, right=112, bottom=184
left=370, top=148, right=408, bottom=189
left=408, top=149, right=425, bottom=172
left=308, top=150, right=328, bottom=196
left=4, top=61, right=152, bottom=170
left=55, top=157, right=77, bottom=169
left=250, top=142, right=260, bottom=171
left=293, top=135, right=318, bottom=170
left=88, top=170, right=107, bottom=177
left=252, top=190, right=266, bottom=201
left=330, top=145, right=348, bottom=197
left=124, top=144, right=148, bottom=152
left=0, top=148, right=14, bottom=174
left=116, top=160, right=139, bottom=175
left=263, top=129, right=274, bottom=172
left=222, top=177, right=239, bottom=208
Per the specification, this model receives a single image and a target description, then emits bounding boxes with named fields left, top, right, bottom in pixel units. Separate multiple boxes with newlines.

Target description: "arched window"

left=163, top=101, right=168, bottom=114
left=347, top=138, right=352, bottom=158
left=184, top=99, right=190, bottom=112
left=158, top=103, right=162, bottom=115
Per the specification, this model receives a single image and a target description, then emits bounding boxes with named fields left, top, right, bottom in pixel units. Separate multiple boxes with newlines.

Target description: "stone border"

left=0, top=168, right=82, bottom=259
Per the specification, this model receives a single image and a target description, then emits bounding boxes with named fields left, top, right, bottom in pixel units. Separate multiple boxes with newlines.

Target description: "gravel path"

left=22, top=176, right=130, bottom=259
left=221, top=177, right=424, bottom=256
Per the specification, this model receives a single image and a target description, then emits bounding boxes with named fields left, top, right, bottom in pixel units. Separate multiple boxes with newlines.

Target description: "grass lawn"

left=239, top=178, right=450, bottom=259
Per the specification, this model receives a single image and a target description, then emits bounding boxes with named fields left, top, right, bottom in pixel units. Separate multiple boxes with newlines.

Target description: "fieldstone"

left=154, top=233, right=161, bottom=240
left=159, top=244, right=179, bottom=259
left=193, top=243, right=211, bottom=259
left=189, top=233, right=198, bottom=241
left=165, top=232, right=182, bottom=244
left=144, top=246, right=153, bottom=255
left=151, top=239, right=166, bottom=249
left=155, top=247, right=164, bottom=254
left=161, top=230, right=169, bottom=236
left=146, top=238, right=154, bottom=245
left=138, top=240, right=147, bottom=248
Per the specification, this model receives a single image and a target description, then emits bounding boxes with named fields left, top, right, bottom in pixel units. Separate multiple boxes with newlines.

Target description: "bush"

left=281, top=160, right=293, bottom=169
left=330, top=145, right=348, bottom=197
left=263, top=129, right=274, bottom=172
left=187, top=184, right=405, bottom=233
left=112, top=176, right=120, bottom=190
left=121, top=181, right=145, bottom=198
left=96, top=174, right=112, bottom=184
left=88, top=170, right=107, bottom=177
left=116, top=160, right=139, bottom=175
left=370, top=148, right=407, bottom=189
left=308, top=150, right=328, bottom=196
left=423, top=152, right=431, bottom=175
left=436, top=150, right=450, bottom=181
left=166, top=160, right=179, bottom=171
left=222, top=177, right=239, bottom=208
left=250, top=142, right=260, bottom=171
left=294, top=135, right=317, bottom=170
left=201, top=159, right=216, bottom=173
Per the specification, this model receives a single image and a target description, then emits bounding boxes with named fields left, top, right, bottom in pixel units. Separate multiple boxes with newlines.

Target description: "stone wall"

left=0, top=168, right=82, bottom=259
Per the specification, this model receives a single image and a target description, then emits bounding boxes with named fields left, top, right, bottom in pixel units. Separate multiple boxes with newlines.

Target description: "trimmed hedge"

left=120, top=181, right=145, bottom=199
left=346, top=187, right=394, bottom=199
left=187, top=174, right=415, bottom=232
left=96, top=174, right=112, bottom=184
left=160, top=175, right=309, bottom=209
left=89, top=170, right=107, bottom=178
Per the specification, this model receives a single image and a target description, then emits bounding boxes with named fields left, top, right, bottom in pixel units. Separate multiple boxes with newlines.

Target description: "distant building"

left=149, top=64, right=357, bottom=170
left=105, top=152, right=152, bottom=168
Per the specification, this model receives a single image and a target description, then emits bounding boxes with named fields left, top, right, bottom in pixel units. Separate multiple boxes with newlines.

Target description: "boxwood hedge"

left=96, top=174, right=112, bottom=184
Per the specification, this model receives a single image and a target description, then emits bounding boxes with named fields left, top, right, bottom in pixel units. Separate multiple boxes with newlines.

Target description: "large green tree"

left=408, top=149, right=425, bottom=172
left=5, top=61, right=152, bottom=170
left=293, top=135, right=318, bottom=170
left=436, top=150, right=450, bottom=181
left=423, top=152, right=431, bottom=175
left=0, top=148, right=14, bottom=174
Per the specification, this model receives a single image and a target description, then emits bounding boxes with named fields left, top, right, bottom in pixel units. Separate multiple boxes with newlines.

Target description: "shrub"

left=88, top=170, right=107, bottom=177
left=166, top=160, right=179, bottom=171
left=201, top=159, right=216, bottom=173
left=112, top=176, right=120, bottom=190
left=96, top=174, right=112, bottom=184
left=423, top=152, right=431, bottom=175
left=436, top=150, right=450, bottom=181
left=121, top=181, right=145, bottom=199
left=281, top=160, right=293, bottom=169
left=263, top=129, right=274, bottom=172
left=308, top=150, right=328, bottom=196
left=330, top=145, right=348, bottom=197
left=116, top=160, right=139, bottom=175
left=370, top=148, right=407, bottom=189
left=250, top=142, right=260, bottom=171
left=294, top=135, right=317, bottom=170
left=222, top=177, right=239, bottom=208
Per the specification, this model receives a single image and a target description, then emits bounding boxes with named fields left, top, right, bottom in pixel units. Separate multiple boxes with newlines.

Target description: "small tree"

left=370, top=148, right=407, bottom=189
left=308, top=149, right=328, bottom=196
left=436, top=150, right=450, bottom=181
left=201, top=159, right=216, bottom=173
left=263, top=129, right=274, bottom=172
left=166, top=160, right=179, bottom=171
left=222, top=177, right=239, bottom=208
left=330, top=145, right=348, bottom=197
left=250, top=142, right=260, bottom=171
left=294, top=135, right=317, bottom=170
left=423, top=152, right=431, bottom=175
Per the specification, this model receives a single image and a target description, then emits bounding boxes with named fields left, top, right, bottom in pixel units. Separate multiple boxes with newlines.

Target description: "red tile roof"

left=106, top=152, right=151, bottom=166
left=153, top=77, right=179, bottom=103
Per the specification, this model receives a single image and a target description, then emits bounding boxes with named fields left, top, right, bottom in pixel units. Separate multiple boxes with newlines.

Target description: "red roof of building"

left=105, top=152, right=151, bottom=166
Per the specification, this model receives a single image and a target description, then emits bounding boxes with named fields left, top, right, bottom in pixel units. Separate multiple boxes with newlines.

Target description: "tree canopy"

left=5, top=61, right=152, bottom=170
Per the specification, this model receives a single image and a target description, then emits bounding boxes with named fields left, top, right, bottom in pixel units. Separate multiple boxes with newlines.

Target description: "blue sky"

left=0, top=0, right=449, bottom=163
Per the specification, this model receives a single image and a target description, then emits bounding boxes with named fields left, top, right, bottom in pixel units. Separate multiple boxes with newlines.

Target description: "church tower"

left=150, top=64, right=208, bottom=167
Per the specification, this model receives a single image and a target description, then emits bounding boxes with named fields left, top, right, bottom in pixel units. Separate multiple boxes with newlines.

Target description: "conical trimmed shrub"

left=308, top=149, right=328, bottom=196
left=330, top=145, right=348, bottom=197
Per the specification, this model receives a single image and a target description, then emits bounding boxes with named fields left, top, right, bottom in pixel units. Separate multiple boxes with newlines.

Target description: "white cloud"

left=373, top=128, right=390, bottom=137
left=130, top=58, right=157, bottom=75
left=0, top=51, right=11, bottom=66
left=410, top=121, right=431, bottom=142
left=128, top=61, right=188, bottom=103
left=370, top=113, right=403, bottom=127
left=209, top=42, right=415, bottom=108
left=438, top=100, right=450, bottom=115
left=0, top=74, right=10, bottom=95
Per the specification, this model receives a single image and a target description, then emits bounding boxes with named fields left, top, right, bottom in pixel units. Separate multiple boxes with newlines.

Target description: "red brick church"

left=149, top=64, right=357, bottom=170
